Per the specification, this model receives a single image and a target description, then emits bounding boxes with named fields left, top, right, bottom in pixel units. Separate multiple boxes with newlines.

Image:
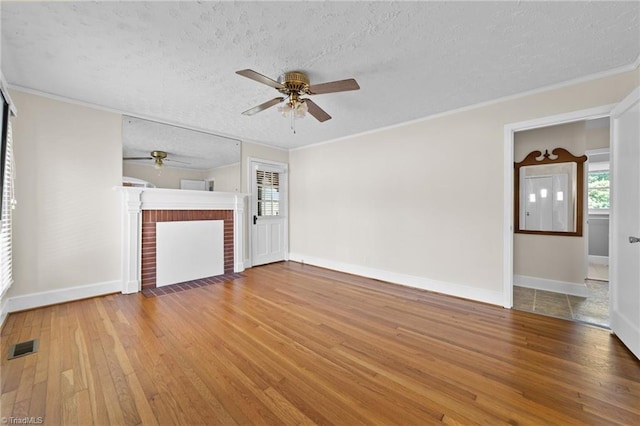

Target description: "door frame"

left=246, top=157, right=289, bottom=267
left=502, top=104, right=616, bottom=308
left=609, top=87, right=640, bottom=358
left=584, top=147, right=611, bottom=277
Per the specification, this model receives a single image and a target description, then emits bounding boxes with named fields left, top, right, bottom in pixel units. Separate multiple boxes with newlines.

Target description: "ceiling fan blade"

left=123, top=157, right=153, bottom=160
left=236, top=69, right=285, bottom=90
left=304, top=99, right=332, bottom=122
left=242, top=97, right=285, bottom=116
left=164, top=158, right=191, bottom=165
left=308, top=78, right=360, bottom=95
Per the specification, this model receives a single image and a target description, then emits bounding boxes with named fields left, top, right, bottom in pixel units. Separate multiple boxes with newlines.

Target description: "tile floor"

left=513, top=263, right=609, bottom=328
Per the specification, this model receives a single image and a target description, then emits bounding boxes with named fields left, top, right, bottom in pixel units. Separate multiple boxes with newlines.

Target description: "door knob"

left=630, top=236, right=640, bottom=244
left=253, top=215, right=258, bottom=225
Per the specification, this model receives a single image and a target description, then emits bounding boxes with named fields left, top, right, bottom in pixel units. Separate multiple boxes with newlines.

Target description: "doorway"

left=503, top=105, right=613, bottom=327
left=585, top=146, right=610, bottom=282
left=248, top=158, right=288, bottom=267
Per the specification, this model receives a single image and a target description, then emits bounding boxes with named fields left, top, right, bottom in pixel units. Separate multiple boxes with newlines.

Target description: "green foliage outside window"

left=588, top=171, right=610, bottom=210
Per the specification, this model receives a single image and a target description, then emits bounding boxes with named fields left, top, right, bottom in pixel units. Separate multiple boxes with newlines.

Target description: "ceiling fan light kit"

left=236, top=69, right=360, bottom=133
left=151, top=150, right=167, bottom=169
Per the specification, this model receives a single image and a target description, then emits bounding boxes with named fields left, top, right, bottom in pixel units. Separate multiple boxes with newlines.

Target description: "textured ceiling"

left=1, top=1, right=639, bottom=152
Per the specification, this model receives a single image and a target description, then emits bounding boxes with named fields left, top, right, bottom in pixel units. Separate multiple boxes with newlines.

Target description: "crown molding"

left=292, top=61, right=640, bottom=153
left=6, top=84, right=240, bottom=142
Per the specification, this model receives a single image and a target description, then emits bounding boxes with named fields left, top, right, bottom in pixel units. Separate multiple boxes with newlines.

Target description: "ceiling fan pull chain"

left=292, top=112, right=296, bottom=134
left=291, top=103, right=296, bottom=134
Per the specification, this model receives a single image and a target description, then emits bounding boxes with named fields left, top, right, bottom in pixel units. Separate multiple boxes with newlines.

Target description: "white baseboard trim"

left=588, top=255, right=609, bottom=266
left=289, top=253, right=503, bottom=306
left=0, top=298, right=9, bottom=330
left=514, top=274, right=589, bottom=297
left=1, top=280, right=121, bottom=326
left=244, top=258, right=252, bottom=269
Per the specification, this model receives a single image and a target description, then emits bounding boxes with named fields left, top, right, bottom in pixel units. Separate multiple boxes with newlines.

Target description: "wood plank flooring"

left=1, top=261, right=639, bottom=425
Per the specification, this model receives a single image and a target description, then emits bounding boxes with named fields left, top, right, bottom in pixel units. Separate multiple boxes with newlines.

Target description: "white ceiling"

left=1, top=1, right=639, bottom=151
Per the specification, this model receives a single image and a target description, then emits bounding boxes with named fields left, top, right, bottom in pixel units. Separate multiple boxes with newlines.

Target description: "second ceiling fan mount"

left=236, top=69, right=360, bottom=124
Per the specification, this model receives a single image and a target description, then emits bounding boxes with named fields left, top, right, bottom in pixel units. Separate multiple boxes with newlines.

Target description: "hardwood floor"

left=2, top=261, right=639, bottom=425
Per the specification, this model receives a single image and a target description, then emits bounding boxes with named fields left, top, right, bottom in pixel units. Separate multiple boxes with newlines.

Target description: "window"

left=256, top=170, right=279, bottom=216
left=0, top=92, right=15, bottom=298
left=588, top=166, right=610, bottom=211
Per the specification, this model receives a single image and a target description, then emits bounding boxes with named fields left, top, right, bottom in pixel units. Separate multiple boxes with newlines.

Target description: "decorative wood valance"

left=515, top=148, right=587, bottom=168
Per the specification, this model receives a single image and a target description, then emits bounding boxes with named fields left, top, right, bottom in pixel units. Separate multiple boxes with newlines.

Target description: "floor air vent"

left=7, top=339, right=39, bottom=360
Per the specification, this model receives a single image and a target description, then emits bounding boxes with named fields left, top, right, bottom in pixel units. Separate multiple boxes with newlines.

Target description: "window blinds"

left=256, top=170, right=280, bottom=216
left=0, top=120, right=15, bottom=298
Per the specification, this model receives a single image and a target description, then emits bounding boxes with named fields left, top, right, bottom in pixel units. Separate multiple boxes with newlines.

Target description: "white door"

left=524, top=176, right=553, bottom=231
left=610, top=87, right=640, bottom=359
left=250, top=160, right=287, bottom=266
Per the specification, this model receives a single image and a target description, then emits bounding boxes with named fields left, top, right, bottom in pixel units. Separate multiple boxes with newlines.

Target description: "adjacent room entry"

left=250, top=159, right=288, bottom=266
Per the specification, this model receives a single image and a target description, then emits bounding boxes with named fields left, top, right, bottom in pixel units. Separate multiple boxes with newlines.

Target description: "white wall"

left=289, top=69, right=639, bottom=305
left=206, top=162, right=241, bottom=192
left=8, top=90, right=122, bottom=301
left=586, top=125, right=610, bottom=150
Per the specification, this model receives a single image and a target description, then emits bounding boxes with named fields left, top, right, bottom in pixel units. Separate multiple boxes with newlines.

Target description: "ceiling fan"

left=123, top=150, right=189, bottom=169
left=236, top=69, right=360, bottom=124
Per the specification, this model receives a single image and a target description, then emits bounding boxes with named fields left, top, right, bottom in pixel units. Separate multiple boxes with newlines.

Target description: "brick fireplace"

left=141, top=209, right=234, bottom=290
left=118, top=187, right=246, bottom=294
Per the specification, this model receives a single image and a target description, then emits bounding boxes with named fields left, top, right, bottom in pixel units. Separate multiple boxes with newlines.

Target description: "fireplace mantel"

left=117, top=187, right=247, bottom=294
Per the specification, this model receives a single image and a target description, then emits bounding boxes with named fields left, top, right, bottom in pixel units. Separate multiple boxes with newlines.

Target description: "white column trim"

left=233, top=195, right=245, bottom=272
left=121, top=187, right=143, bottom=294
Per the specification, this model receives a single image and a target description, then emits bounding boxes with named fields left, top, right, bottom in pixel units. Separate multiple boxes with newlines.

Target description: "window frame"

left=587, top=161, right=610, bottom=215
left=256, top=170, right=281, bottom=217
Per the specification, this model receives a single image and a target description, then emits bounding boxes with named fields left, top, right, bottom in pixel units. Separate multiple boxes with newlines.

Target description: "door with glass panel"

left=251, top=161, right=287, bottom=266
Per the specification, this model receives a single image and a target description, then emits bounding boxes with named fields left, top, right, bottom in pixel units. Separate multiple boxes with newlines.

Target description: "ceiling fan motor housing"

left=278, top=71, right=310, bottom=94
left=151, top=150, right=168, bottom=160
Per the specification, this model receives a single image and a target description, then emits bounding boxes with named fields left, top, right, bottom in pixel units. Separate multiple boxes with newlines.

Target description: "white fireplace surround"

left=117, top=187, right=247, bottom=294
